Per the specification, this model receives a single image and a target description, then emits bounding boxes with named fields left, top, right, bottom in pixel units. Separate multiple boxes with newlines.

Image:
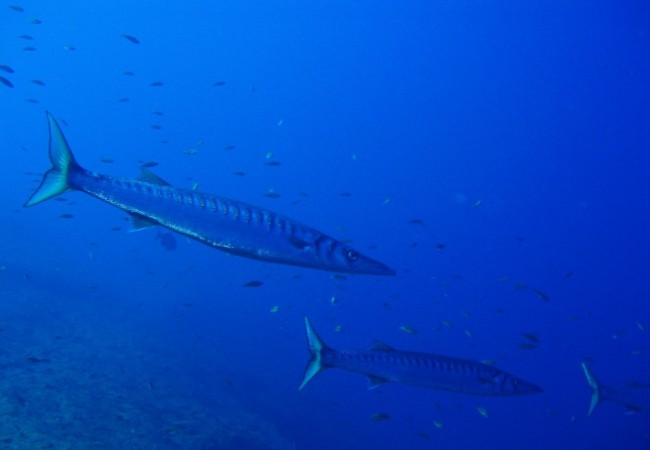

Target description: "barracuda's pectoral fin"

left=286, top=236, right=313, bottom=251
left=367, top=375, right=388, bottom=389
left=139, top=167, right=172, bottom=186
left=478, top=376, right=497, bottom=387
left=128, top=212, right=158, bottom=231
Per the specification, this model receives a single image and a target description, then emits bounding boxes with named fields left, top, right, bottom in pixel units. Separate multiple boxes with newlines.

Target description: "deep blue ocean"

left=1, top=1, right=649, bottom=449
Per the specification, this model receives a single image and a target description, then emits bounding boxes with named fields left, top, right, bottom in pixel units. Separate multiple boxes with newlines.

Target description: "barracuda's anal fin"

left=129, top=212, right=158, bottom=231
left=367, top=375, right=388, bottom=389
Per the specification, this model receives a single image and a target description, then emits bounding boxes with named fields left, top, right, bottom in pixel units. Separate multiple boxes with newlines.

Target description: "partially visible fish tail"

left=299, top=317, right=329, bottom=390
left=24, top=112, right=82, bottom=207
left=581, top=362, right=601, bottom=416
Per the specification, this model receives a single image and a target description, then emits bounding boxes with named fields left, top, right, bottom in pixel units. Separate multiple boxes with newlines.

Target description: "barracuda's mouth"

left=368, top=261, right=396, bottom=276
left=353, top=257, right=396, bottom=276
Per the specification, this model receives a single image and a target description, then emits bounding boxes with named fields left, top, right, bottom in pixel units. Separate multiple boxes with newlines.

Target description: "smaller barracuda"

left=582, top=362, right=650, bottom=415
left=300, top=317, right=542, bottom=396
left=24, top=113, right=395, bottom=275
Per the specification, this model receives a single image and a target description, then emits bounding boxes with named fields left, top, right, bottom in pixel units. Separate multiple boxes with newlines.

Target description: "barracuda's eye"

left=346, top=249, right=359, bottom=261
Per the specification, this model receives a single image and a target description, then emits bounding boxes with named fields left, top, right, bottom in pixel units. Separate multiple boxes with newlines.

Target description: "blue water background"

left=1, top=1, right=649, bottom=449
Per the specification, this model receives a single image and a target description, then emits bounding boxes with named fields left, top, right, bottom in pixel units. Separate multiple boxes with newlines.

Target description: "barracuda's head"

left=477, top=369, right=543, bottom=396
left=285, top=234, right=395, bottom=275
left=505, top=375, right=543, bottom=395
left=332, top=245, right=396, bottom=276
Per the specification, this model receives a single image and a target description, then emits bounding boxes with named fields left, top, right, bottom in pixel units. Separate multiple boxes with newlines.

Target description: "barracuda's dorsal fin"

left=139, top=167, right=172, bottom=186
left=371, top=340, right=395, bottom=351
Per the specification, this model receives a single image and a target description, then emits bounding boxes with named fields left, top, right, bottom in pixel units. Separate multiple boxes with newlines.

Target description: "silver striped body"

left=70, top=169, right=393, bottom=274
left=323, top=347, right=537, bottom=395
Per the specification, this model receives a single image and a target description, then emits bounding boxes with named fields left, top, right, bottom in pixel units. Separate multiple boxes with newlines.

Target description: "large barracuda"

left=300, top=318, right=542, bottom=396
left=582, top=362, right=650, bottom=415
left=25, top=113, right=395, bottom=275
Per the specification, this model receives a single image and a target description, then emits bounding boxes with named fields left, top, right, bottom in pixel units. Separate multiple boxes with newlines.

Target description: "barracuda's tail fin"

left=24, top=112, right=82, bottom=207
left=581, top=362, right=602, bottom=415
left=299, top=317, right=329, bottom=390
